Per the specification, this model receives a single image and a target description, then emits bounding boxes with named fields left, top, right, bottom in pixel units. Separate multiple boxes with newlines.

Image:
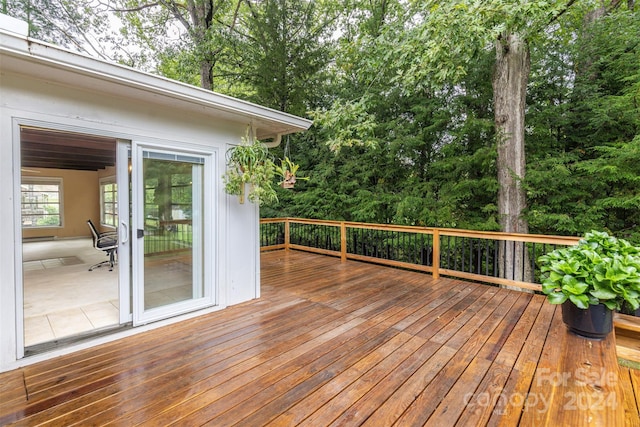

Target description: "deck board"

left=1, top=250, right=638, bottom=426
left=619, top=367, right=640, bottom=427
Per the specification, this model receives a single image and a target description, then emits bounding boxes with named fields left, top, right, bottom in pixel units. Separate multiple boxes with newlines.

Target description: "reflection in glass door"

left=133, top=146, right=208, bottom=325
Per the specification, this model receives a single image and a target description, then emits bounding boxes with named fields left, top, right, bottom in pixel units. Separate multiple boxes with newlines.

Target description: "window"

left=100, top=177, right=118, bottom=227
left=21, top=178, right=63, bottom=228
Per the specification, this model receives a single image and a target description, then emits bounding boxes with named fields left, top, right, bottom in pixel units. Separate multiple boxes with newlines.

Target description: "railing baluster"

left=495, top=240, right=499, bottom=278
left=511, top=240, right=516, bottom=281
left=402, top=231, right=406, bottom=261
left=476, top=239, right=481, bottom=275
left=454, top=236, right=459, bottom=272
left=461, top=237, right=465, bottom=273
left=485, top=239, right=490, bottom=276
left=468, top=238, right=472, bottom=274
left=352, top=229, right=356, bottom=254
left=522, top=241, right=526, bottom=281
left=531, top=242, right=537, bottom=281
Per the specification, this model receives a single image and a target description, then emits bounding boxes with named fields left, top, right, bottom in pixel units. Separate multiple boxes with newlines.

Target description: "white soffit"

left=0, top=26, right=312, bottom=139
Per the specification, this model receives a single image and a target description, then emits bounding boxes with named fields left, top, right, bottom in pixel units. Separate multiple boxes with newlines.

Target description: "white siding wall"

left=226, top=191, right=261, bottom=305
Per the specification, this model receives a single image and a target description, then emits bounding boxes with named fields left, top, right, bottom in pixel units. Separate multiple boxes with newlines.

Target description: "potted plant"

left=223, top=135, right=278, bottom=205
left=538, top=231, right=640, bottom=339
left=275, top=157, right=308, bottom=189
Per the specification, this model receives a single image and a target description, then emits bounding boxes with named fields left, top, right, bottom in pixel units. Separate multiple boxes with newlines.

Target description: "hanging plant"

left=223, top=135, right=278, bottom=205
left=275, top=157, right=309, bottom=189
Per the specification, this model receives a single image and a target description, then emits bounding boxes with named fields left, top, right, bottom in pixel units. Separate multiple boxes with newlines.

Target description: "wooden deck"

left=1, top=250, right=639, bottom=426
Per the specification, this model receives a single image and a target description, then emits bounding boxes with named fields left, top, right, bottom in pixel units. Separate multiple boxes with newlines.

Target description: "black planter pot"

left=561, top=302, right=613, bottom=340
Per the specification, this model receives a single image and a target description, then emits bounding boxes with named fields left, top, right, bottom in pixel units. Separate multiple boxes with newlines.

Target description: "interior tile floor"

left=22, top=238, right=194, bottom=348
left=22, top=238, right=120, bottom=347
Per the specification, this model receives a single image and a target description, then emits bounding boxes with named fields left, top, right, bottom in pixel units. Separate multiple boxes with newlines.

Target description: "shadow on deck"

left=1, top=251, right=639, bottom=425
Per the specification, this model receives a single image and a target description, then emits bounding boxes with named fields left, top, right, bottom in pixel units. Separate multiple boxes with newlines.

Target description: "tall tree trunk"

left=493, top=32, right=530, bottom=282
left=200, top=60, right=214, bottom=90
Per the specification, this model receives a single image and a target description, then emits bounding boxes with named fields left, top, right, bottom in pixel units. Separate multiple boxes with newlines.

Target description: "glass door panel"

left=133, top=146, right=208, bottom=325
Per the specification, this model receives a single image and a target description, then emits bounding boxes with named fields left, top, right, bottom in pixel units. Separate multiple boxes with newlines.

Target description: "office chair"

left=87, top=219, right=118, bottom=271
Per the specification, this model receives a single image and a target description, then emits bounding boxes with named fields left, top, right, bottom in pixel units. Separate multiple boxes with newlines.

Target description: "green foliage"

left=565, top=9, right=640, bottom=149
left=156, top=48, right=201, bottom=87
left=525, top=7, right=640, bottom=240
left=393, top=0, right=583, bottom=90
left=311, top=98, right=379, bottom=152
left=114, top=0, right=242, bottom=87
left=275, top=157, right=308, bottom=187
left=539, top=231, right=640, bottom=311
left=223, top=136, right=278, bottom=206
left=229, top=0, right=336, bottom=115
left=4, top=0, right=126, bottom=60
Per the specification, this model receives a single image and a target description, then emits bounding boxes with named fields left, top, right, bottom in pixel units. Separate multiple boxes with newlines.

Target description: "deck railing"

left=260, top=218, right=580, bottom=292
left=143, top=219, right=193, bottom=255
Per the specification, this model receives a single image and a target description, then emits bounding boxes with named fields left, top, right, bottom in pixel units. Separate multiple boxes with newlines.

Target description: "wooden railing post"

left=284, top=218, right=290, bottom=251
left=340, top=222, right=347, bottom=263
left=432, top=229, right=440, bottom=279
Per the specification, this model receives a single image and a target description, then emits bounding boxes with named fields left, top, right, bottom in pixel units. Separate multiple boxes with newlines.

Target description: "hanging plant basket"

left=280, top=171, right=296, bottom=189
left=223, top=134, right=277, bottom=206
left=276, top=157, right=307, bottom=189
left=223, top=134, right=308, bottom=203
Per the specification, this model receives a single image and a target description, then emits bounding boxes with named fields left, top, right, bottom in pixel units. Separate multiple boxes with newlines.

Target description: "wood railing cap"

left=260, top=217, right=580, bottom=245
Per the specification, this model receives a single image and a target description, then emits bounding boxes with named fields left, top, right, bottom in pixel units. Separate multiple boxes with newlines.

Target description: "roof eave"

left=0, top=28, right=313, bottom=140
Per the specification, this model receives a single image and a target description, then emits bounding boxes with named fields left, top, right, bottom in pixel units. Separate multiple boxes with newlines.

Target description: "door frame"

left=116, top=141, right=132, bottom=324
left=14, top=119, right=131, bottom=357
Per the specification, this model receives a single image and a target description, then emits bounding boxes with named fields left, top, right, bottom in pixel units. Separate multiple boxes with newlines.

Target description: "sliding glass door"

left=132, top=143, right=212, bottom=325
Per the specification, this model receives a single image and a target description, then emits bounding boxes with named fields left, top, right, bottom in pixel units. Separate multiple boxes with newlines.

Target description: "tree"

left=311, top=1, right=612, bottom=280
left=408, top=1, right=597, bottom=280
left=230, top=0, right=336, bottom=115
left=3, top=0, right=122, bottom=60
left=526, top=4, right=640, bottom=240
left=493, top=31, right=529, bottom=237
left=114, top=0, right=243, bottom=90
left=304, top=0, right=498, bottom=228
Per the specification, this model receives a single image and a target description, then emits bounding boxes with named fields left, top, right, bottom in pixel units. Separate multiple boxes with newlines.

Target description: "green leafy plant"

left=223, top=135, right=277, bottom=205
left=275, top=157, right=309, bottom=188
left=538, top=231, right=640, bottom=311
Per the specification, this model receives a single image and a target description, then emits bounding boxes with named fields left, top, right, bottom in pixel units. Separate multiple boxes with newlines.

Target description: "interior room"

left=21, top=127, right=121, bottom=348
